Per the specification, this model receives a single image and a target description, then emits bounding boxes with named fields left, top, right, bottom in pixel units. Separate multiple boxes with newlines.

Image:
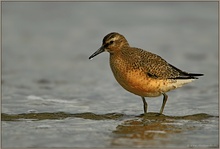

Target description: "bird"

left=89, top=32, right=203, bottom=114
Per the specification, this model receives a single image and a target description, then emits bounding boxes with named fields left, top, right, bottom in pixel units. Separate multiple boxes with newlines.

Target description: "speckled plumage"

left=89, top=32, right=203, bottom=114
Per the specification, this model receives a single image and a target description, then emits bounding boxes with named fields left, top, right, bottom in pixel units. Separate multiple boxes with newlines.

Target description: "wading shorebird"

left=89, top=32, right=203, bottom=114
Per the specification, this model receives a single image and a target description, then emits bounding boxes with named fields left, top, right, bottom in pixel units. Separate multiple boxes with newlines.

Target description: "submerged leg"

left=159, top=93, right=168, bottom=114
left=141, top=97, right=148, bottom=114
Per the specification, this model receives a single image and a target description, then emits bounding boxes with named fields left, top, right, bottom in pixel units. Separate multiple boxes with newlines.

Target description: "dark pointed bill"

left=89, top=46, right=105, bottom=60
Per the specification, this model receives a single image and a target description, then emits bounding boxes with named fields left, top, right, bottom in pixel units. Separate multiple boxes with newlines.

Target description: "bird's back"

left=118, top=47, right=203, bottom=80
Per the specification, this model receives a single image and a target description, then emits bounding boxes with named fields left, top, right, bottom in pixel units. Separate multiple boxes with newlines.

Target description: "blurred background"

left=2, top=2, right=218, bottom=148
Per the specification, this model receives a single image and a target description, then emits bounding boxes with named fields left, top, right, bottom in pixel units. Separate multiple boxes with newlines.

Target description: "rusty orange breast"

left=109, top=54, right=166, bottom=97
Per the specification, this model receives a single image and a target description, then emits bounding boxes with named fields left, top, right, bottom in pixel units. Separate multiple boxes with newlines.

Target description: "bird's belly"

left=118, top=78, right=163, bottom=97
left=109, top=56, right=193, bottom=97
left=112, top=69, right=194, bottom=97
left=111, top=68, right=167, bottom=97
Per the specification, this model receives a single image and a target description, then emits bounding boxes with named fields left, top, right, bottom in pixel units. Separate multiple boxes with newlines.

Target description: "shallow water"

left=2, top=2, right=218, bottom=148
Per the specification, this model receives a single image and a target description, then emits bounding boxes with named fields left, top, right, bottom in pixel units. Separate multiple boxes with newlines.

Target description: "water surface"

left=2, top=2, right=218, bottom=148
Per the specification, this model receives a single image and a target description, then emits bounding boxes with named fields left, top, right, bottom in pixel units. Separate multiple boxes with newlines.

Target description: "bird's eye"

left=104, top=40, right=114, bottom=48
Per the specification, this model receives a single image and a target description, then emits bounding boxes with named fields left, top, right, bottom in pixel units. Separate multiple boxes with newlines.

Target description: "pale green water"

left=2, top=2, right=218, bottom=148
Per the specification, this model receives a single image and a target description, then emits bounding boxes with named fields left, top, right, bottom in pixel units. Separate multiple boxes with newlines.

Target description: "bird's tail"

left=169, top=64, right=204, bottom=79
left=185, top=73, right=204, bottom=79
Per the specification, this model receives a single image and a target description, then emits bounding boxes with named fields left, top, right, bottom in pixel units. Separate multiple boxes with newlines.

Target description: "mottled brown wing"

left=123, top=47, right=203, bottom=79
left=141, top=52, right=179, bottom=79
left=140, top=50, right=202, bottom=79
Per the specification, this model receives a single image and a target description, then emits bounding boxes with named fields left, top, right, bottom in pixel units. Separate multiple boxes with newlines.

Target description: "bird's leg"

left=159, top=93, right=168, bottom=114
left=141, top=97, right=148, bottom=114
